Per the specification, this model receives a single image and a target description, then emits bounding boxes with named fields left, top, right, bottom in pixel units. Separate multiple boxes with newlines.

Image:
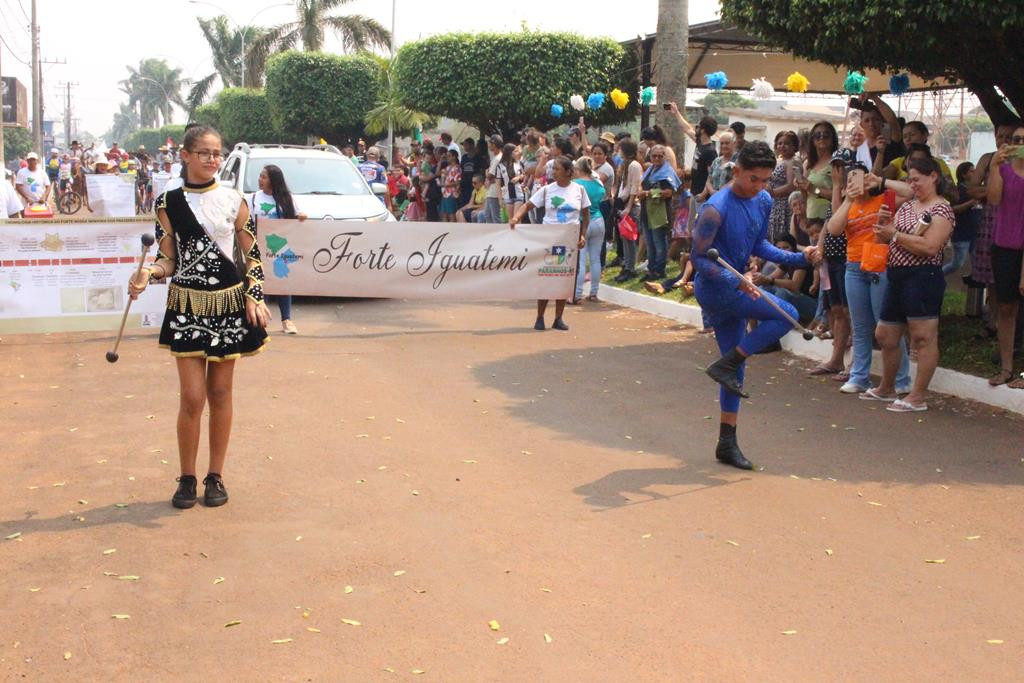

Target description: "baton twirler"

left=106, top=233, right=156, bottom=363
left=706, top=248, right=815, bottom=341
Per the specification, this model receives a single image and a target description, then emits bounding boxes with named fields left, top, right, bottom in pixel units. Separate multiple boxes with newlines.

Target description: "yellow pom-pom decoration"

left=610, top=88, right=630, bottom=110
left=786, top=71, right=810, bottom=93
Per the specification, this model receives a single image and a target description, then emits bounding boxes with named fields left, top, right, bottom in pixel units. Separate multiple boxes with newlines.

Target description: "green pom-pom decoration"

left=640, top=86, right=655, bottom=106
left=844, top=71, right=868, bottom=95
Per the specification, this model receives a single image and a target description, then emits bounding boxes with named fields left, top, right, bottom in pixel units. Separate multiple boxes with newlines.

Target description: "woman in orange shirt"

left=826, top=161, right=913, bottom=395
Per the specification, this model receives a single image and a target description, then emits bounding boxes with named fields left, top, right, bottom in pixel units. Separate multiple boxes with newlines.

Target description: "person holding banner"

left=509, top=156, right=589, bottom=331
left=128, top=125, right=270, bottom=510
left=251, top=164, right=307, bottom=335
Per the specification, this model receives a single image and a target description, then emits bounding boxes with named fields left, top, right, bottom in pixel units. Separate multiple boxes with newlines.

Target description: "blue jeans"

left=941, top=240, right=971, bottom=276
left=575, top=215, right=605, bottom=298
left=765, top=286, right=818, bottom=322
left=844, top=262, right=910, bottom=391
left=483, top=197, right=501, bottom=223
left=275, top=295, right=292, bottom=321
left=642, top=224, right=669, bottom=276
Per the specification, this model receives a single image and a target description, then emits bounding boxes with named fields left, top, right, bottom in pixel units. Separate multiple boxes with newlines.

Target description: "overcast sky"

left=0, top=0, right=721, bottom=138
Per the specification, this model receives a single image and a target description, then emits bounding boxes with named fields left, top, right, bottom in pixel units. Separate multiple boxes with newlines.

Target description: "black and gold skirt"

left=158, top=282, right=268, bottom=361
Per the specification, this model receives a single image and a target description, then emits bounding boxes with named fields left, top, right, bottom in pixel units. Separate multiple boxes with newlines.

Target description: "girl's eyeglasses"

left=192, top=151, right=223, bottom=162
left=1011, top=136, right=1024, bottom=144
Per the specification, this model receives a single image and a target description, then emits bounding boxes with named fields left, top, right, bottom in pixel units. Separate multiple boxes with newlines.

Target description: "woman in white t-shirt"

left=251, top=164, right=306, bottom=334
left=614, top=139, right=643, bottom=282
left=496, top=143, right=525, bottom=221
left=509, top=156, right=589, bottom=331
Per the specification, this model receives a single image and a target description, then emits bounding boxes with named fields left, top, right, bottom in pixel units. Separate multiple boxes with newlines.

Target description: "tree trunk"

left=970, top=80, right=1020, bottom=127
left=654, top=0, right=689, bottom=166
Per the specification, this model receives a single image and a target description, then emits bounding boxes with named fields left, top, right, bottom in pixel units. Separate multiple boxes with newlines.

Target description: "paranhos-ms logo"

left=538, top=246, right=574, bottom=277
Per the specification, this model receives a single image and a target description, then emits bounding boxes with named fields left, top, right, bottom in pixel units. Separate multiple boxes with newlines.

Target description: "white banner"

left=85, top=174, right=136, bottom=217
left=261, top=220, right=579, bottom=300
left=151, top=172, right=172, bottom=200
left=0, top=220, right=166, bottom=333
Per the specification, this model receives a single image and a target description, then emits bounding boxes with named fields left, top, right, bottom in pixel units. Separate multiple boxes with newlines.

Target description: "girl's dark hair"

left=905, top=142, right=932, bottom=159
left=906, top=155, right=951, bottom=196
left=501, top=143, right=517, bottom=182
left=774, top=233, right=797, bottom=251
left=183, top=125, right=221, bottom=151
left=651, top=125, right=668, bottom=144
left=955, top=161, right=974, bottom=182
left=263, top=165, right=298, bottom=219
left=551, top=155, right=574, bottom=178
left=806, top=121, right=839, bottom=169
left=905, top=120, right=929, bottom=137
left=619, top=139, right=638, bottom=160
left=591, top=141, right=609, bottom=156
left=526, top=132, right=539, bottom=146
left=774, top=130, right=799, bottom=149
left=554, top=138, right=575, bottom=159
left=736, top=140, right=777, bottom=170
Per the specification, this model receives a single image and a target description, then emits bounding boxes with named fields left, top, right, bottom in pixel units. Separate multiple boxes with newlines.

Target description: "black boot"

left=715, top=424, right=753, bottom=470
left=705, top=348, right=749, bottom=398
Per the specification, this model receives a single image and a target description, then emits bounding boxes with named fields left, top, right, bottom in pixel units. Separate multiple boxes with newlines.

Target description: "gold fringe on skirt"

left=166, top=282, right=245, bottom=317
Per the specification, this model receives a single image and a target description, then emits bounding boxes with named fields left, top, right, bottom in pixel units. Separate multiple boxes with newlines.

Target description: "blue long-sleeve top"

left=691, top=187, right=809, bottom=320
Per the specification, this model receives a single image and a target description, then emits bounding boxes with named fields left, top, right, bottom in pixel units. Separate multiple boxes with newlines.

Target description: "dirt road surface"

left=1, top=298, right=1022, bottom=680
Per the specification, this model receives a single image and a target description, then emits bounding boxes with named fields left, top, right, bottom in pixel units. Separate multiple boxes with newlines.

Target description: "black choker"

left=184, top=178, right=216, bottom=189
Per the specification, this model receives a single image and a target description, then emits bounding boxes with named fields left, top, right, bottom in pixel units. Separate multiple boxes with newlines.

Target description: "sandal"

left=831, top=371, right=850, bottom=382
left=586, top=294, right=599, bottom=302
left=1008, top=375, right=1024, bottom=390
left=860, top=387, right=898, bottom=402
left=808, top=365, right=841, bottom=376
left=886, top=398, right=928, bottom=413
left=988, top=369, right=1014, bottom=387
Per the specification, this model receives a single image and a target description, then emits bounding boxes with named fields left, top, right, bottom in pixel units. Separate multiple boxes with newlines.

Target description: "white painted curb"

left=599, top=284, right=1024, bottom=416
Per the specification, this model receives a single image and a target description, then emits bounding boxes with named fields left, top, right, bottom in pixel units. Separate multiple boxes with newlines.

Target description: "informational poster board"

left=85, top=174, right=136, bottom=217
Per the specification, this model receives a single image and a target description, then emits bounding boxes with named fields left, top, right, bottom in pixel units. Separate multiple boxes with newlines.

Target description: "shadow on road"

left=0, top=501, right=179, bottom=540
left=473, top=339, right=1024, bottom=506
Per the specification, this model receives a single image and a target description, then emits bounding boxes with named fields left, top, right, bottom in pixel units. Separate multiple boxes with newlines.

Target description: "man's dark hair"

left=462, top=138, right=475, bottom=147
left=906, top=142, right=932, bottom=159
left=488, top=134, right=504, bottom=148
left=440, top=132, right=452, bottom=142
left=472, top=173, right=485, bottom=182
left=553, top=138, right=575, bottom=159
left=614, top=131, right=631, bottom=142
left=905, top=120, right=929, bottom=138
left=807, top=217, right=825, bottom=231
left=736, top=140, right=776, bottom=170
left=729, top=121, right=745, bottom=135
left=698, top=116, right=718, bottom=139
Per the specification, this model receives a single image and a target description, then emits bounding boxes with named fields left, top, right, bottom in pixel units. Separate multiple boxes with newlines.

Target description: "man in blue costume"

left=692, top=141, right=820, bottom=470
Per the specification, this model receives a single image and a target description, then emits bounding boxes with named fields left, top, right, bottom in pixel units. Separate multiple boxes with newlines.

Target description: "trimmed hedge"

left=393, top=32, right=639, bottom=135
left=124, top=125, right=187, bottom=153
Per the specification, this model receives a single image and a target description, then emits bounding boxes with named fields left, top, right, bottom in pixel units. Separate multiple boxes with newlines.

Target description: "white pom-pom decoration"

left=569, top=94, right=585, bottom=111
left=751, top=77, right=775, bottom=101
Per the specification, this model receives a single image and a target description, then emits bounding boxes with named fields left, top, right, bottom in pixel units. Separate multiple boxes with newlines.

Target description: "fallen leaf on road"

left=462, top=459, right=477, bottom=464
left=63, top=652, right=72, bottom=660
left=146, top=415, right=155, bottom=420
left=356, top=434, right=369, bottom=438
left=344, top=585, right=353, bottom=594
left=867, top=502, right=884, bottom=507
left=924, top=559, right=946, bottom=564
left=53, top=482, right=66, bottom=487
left=521, top=450, right=532, bottom=455
left=396, top=418, right=405, bottom=423
left=295, top=536, right=302, bottom=542
left=341, top=619, right=361, bottom=627
left=377, top=465, right=388, bottom=471
left=411, top=670, right=425, bottom=675
left=28, top=587, right=40, bottom=592
left=111, top=614, right=130, bottom=620
left=489, top=620, right=501, bottom=631
left=413, top=588, right=426, bottom=594
left=307, top=627, right=321, bottom=633
left=69, top=427, right=78, bottom=432
left=224, top=620, right=241, bottom=628
left=393, top=570, right=405, bottom=577
left=540, top=588, right=551, bottom=593
left=497, top=637, right=510, bottom=645
left=725, top=540, right=740, bottom=547
left=366, top=416, right=375, bottom=420
left=214, top=577, right=225, bottom=584
left=78, top=500, right=88, bottom=505
left=641, top=533, right=652, bottom=539
left=781, top=630, right=797, bottom=635
left=118, top=575, right=140, bottom=581
left=825, top=549, right=834, bottom=556
left=114, top=503, right=128, bottom=508
left=411, top=490, right=420, bottom=496
left=5, top=532, right=22, bottom=540
left=271, top=639, right=293, bottom=644
left=103, top=549, right=116, bottom=555
left=966, top=535, right=981, bottom=540
left=103, top=572, right=118, bottom=577
left=96, top=459, right=107, bottom=464
left=987, top=639, right=1004, bottom=644
left=544, top=633, right=553, bottom=643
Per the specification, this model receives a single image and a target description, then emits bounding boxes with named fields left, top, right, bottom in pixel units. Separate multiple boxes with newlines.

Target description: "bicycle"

left=55, top=179, right=83, bottom=215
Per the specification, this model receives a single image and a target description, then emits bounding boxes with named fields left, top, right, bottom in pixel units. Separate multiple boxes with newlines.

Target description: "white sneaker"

left=839, top=382, right=866, bottom=394
left=282, top=319, right=298, bottom=335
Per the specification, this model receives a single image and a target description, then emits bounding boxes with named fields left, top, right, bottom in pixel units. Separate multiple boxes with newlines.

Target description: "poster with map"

left=0, top=220, right=166, bottom=334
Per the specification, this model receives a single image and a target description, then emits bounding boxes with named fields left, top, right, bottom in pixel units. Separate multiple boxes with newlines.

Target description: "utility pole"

left=0, top=30, right=5, bottom=165
left=31, top=0, right=41, bottom=154
left=58, top=81, right=78, bottom=147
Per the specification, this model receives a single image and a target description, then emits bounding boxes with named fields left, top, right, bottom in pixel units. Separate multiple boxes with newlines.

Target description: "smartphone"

left=848, top=168, right=865, bottom=195
left=883, top=189, right=897, bottom=213
left=793, top=164, right=804, bottom=182
left=662, top=103, right=672, bottom=111
left=881, top=122, right=891, bottom=140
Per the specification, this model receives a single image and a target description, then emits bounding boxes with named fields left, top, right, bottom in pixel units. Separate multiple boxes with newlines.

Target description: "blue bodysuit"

left=692, top=187, right=810, bottom=413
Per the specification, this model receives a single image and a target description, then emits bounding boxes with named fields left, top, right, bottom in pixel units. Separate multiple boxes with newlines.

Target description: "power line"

left=0, top=2, right=30, bottom=53
left=12, top=0, right=28, bottom=22
left=0, top=33, right=30, bottom=67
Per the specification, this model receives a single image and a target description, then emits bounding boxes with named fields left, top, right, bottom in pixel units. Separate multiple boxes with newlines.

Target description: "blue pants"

left=275, top=295, right=292, bottom=321
left=575, top=215, right=605, bottom=298
left=706, top=287, right=799, bottom=414
left=941, top=240, right=971, bottom=276
left=642, top=224, right=669, bottom=276
left=845, top=262, right=910, bottom=391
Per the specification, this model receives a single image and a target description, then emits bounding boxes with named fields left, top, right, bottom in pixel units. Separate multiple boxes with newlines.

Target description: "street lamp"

left=188, top=0, right=291, bottom=88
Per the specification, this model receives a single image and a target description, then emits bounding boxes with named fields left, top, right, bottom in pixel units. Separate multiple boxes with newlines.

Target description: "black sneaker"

left=552, top=318, right=569, bottom=331
left=202, top=474, right=229, bottom=507
left=534, top=317, right=545, bottom=331
left=172, top=475, right=198, bottom=509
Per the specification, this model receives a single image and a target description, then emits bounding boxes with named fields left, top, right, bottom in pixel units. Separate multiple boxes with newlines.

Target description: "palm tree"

left=186, top=16, right=269, bottom=115
left=364, top=57, right=434, bottom=138
left=653, top=0, right=688, bottom=155
left=108, top=102, right=141, bottom=144
left=121, top=59, right=188, bottom=128
left=247, top=0, right=391, bottom=67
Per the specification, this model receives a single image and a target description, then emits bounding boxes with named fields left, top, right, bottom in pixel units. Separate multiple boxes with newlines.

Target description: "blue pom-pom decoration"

left=704, top=71, right=728, bottom=90
left=889, top=73, right=911, bottom=96
left=550, top=103, right=564, bottom=118
left=586, top=92, right=606, bottom=110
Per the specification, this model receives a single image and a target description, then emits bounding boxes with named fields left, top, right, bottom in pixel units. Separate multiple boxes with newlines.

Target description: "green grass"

left=601, top=259, right=1012, bottom=380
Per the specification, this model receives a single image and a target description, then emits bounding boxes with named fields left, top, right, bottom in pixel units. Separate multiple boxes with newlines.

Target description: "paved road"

left=1, top=298, right=1022, bottom=680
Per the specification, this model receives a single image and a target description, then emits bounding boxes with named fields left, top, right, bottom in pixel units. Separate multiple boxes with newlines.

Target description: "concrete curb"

left=599, top=284, right=1024, bottom=417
